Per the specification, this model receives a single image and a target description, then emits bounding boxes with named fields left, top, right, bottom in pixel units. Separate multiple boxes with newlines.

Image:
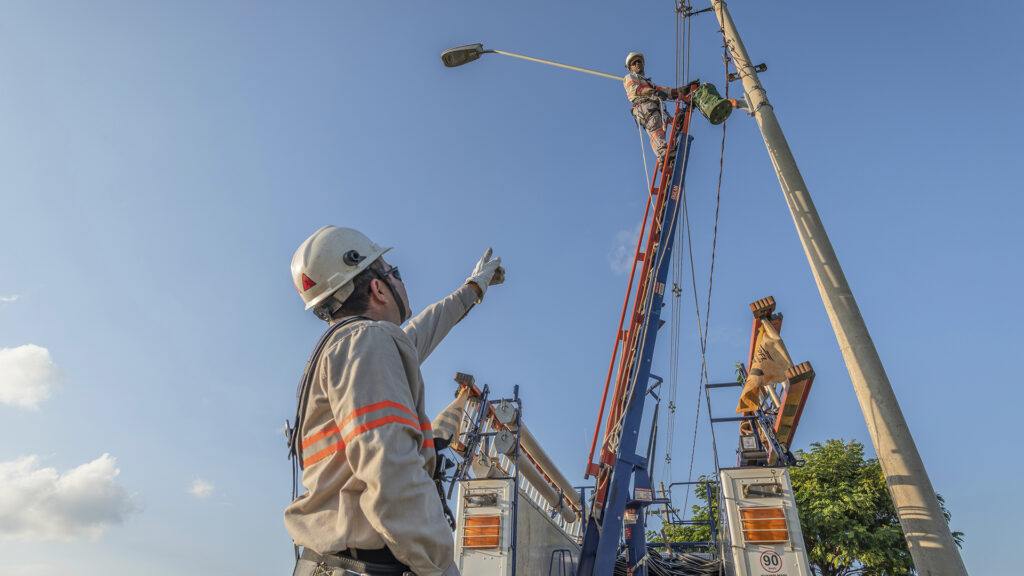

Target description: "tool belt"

left=294, top=548, right=413, bottom=576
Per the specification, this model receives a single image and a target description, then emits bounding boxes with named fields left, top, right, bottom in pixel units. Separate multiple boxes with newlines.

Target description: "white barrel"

left=516, top=453, right=576, bottom=523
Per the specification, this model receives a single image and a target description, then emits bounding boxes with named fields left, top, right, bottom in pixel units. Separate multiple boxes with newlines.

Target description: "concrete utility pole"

left=708, top=2, right=967, bottom=574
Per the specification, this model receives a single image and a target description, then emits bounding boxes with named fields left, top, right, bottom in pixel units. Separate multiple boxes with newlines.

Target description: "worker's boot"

left=663, top=148, right=677, bottom=172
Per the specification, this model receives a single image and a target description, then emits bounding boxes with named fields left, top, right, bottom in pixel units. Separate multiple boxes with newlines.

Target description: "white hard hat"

left=291, top=226, right=392, bottom=310
left=625, top=52, right=645, bottom=69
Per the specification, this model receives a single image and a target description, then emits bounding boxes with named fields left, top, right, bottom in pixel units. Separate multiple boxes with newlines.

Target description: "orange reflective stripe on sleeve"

left=302, top=425, right=341, bottom=450
left=304, top=440, right=344, bottom=467
left=420, top=422, right=433, bottom=449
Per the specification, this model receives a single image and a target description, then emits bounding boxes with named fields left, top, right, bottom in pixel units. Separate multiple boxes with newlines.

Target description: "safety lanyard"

left=287, top=316, right=369, bottom=478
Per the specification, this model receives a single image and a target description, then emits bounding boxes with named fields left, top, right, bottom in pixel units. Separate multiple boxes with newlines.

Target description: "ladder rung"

left=711, top=416, right=757, bottom=423
left=706, top=382, right=743, bottom=389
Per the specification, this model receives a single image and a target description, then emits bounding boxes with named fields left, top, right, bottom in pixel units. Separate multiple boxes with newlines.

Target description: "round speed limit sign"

left=759, top=550, right=783, bottom=573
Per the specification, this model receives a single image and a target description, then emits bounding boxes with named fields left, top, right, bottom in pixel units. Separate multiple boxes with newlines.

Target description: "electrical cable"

left=666, top=0, right=696, bottom=493
left=662, top=0, right=691, bottom=491
left=613, top=549, right=721, bottom=576
left=605, top=2, right=732, bottom=561
left=680, top=11, right=731, bottom=513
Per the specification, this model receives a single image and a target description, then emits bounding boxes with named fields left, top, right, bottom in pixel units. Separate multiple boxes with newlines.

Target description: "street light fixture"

left=440, top=43, right=492, bottom=68
left=440, top=43, right=621, bottom=81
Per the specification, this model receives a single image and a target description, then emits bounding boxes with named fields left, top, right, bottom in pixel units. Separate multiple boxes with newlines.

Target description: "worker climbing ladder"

left=578, top=93, right=696, bottom=576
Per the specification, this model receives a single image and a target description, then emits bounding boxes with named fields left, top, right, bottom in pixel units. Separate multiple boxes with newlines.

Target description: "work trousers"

left=633, top=101, right=667, bottom=162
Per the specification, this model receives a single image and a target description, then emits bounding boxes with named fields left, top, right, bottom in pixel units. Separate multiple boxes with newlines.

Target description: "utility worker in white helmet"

left=623, top=52, right=685, bottom=165
left=285, top=226, right=505, bottom=576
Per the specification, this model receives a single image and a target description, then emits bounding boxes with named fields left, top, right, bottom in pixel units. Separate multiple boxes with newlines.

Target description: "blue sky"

left=0, top=1, right=1019, bottom=574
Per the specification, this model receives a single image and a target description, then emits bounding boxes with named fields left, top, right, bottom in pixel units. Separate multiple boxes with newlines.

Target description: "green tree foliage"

left=791, top=439, right=963, bottom=576
left=791, top=439, right=910, bottom=575
left=653, top=439, right=962, bottom=576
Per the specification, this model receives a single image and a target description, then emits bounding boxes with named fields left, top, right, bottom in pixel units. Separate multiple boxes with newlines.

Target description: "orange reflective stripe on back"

left=301, top=400, right=418, bottom=450
left=337, top=400, right=417, bottom=430
left=303, top=415, right=434, bottom=467
left=344, top=414, right=421, bottom=441
left=301, top=401, right=436, bottom=467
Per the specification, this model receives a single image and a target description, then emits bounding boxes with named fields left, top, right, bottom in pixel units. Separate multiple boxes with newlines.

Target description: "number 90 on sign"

left=759, top=549, right=783, bottom=573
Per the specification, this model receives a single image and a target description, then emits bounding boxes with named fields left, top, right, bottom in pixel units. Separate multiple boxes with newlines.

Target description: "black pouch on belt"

left=298, top=548, right=411, bottom=576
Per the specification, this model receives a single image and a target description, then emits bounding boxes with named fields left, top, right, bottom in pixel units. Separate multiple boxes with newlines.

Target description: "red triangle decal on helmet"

left=301, top=274, right=317, bottom=291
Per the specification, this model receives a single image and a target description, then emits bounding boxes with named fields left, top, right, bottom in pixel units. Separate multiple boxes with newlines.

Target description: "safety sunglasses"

left=382, top=266, right=402, bottom=282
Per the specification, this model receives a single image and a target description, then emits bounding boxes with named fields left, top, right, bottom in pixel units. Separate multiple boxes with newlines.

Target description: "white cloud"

left=609, top=222, right=643, bottom=276
left=0, top=562, right=64, bottom=576
left=0, top=295, right=19, bottom=304
left=188, top=478, right=214, bottom=499
left=0, top=454, right=137, bottom=541
left=0, top=345, right=63, bottom=409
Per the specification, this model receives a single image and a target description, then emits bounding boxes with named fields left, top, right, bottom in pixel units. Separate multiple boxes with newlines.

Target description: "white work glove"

left=465, top=248, right=505, bottom=302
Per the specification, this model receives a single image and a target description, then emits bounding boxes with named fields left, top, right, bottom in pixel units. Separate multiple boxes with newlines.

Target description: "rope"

left=638, top=123, right=652, bottom=186
left=603, top=131, right=690, bottom=458
left=602, top=105, right=651, bottom=467
left=680, top=26, right=731, bottom=514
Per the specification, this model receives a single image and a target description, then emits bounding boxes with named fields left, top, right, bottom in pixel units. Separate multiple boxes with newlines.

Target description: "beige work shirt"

left=285, top=284, right=477, bottom=576
left=623, top=71, right=670, bottom=105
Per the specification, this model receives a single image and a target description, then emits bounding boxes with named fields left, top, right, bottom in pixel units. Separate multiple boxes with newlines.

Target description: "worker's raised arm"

left=403, top=248, right=505, bottom=362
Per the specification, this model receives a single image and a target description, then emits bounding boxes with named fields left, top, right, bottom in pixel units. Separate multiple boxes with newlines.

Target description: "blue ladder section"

left=577, top=103, right=695, bottom=576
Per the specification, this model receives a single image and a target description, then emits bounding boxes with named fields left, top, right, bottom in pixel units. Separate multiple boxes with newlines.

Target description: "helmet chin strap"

left=390, top=283, right=409, bottom=323
left=374, top=271, right=408, bottom=323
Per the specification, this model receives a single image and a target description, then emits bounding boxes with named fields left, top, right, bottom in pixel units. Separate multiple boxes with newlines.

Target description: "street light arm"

left=489, top=50, right=621, bottom=81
